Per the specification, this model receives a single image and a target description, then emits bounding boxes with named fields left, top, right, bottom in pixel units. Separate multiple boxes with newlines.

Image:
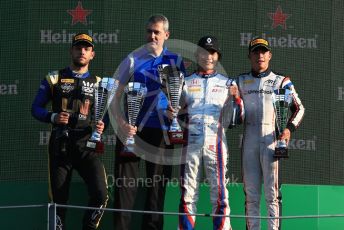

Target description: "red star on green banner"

left=268, top=5, right=291, bottom=30
left=67, top=1, right=92, bottom=25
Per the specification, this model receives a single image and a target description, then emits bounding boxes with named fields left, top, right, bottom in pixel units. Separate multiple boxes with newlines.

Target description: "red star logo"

left=67, top=1, right=92, bottom=25
left=268, top=6, right=291, bottom=30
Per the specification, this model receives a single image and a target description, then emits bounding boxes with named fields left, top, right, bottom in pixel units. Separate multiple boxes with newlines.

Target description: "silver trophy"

left=123, top=82, right=147, bottom=152
left=223, top=79, right=241, bottom=128
left=86, top=77, right=116, bottom=153
left=272, top=88, right=293, bottom=158
left=159, top=64, right=185, bottom=144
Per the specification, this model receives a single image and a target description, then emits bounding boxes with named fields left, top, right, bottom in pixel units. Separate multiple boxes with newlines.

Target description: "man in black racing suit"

left=31, top=33, right=108, bottom=230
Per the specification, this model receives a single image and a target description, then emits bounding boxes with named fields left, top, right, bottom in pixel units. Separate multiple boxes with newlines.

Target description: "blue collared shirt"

left=117, top=46, right=185, bottom=129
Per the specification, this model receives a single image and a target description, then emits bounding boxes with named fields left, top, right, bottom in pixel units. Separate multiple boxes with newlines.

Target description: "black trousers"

left=49, top=129, right=108, bottom=230
left=113, top=127, right=172, bottom=230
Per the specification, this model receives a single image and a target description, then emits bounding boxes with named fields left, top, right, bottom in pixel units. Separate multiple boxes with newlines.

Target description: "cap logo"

left=207, top=37, right=212, bottom=43
left=74, top=34, right=93, bottom=43
left=250, top=38, right=269, bottom=47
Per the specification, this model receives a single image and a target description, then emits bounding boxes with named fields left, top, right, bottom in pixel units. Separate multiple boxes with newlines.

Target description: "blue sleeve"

left=178, top=56, right=186, bottom=77
left=31, top=79, right=53, bottom=123
left=157, top=91, right=169, bottom=111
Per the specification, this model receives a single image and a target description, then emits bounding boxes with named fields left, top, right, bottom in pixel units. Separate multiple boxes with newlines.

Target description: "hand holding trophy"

left=272, top=88, right=293, bottom=158
left=86, top=77, right=116, bottom=153
left=123, top=82, right=147, bottom=153
left=224, top=79, right=241, bottom=128
left=159, top=64, right=185, bottom=144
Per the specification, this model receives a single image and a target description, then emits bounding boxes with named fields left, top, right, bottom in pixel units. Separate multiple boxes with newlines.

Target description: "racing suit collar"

left=251, top=68, right=271, bottom=78
left=196, top=70, right=217, bottom=78
left=67, top=66, right=90, bottom=78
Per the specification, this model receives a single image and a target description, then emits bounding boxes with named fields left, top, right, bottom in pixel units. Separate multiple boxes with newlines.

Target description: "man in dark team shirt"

left=31, top=33, right=108, bottom=230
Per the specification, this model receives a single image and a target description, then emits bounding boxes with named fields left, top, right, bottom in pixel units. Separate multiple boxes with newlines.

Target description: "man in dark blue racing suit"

left=31, top=33, right=108, bottom=230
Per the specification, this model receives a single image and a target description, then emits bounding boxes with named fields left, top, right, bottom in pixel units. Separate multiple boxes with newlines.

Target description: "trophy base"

left=86, top=140, right=105, bottom=154
left=168, top=131, right=185, bottom=144
left=274, top=147, right=289, bottom=158
left=120, top=145, right=136, bottom=157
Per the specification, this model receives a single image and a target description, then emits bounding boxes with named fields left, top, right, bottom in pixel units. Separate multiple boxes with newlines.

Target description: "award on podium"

left=159, top=65, right=185, bottom=144
left=272, top=88, right=293, bottom=158
left=123, top=82, right=147, bottom=153
left=86, top=77, right=116, bottom=153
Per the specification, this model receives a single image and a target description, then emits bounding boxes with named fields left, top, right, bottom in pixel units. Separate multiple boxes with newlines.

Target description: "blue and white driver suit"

left=179, top=71, right=244, bottom=230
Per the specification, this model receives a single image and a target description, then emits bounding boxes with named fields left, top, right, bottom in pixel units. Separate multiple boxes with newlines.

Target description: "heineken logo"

left=39, top=2, right=120, bottom=45
left=238, top=134, right=317, bottom=151
left=240, top=33, right=318, bottom=49
left=40, top=30, right=119, bottom=44
left=240, top=5, right=318, bottom=49
left=0, top=80, right=19, bottom=95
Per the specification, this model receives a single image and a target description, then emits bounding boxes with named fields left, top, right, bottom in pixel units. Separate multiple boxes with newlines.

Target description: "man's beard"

left=73, top=60, right=87, bottom=68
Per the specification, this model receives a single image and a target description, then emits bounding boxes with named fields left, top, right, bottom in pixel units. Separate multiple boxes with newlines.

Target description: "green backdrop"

left=1, top=0, right=343, bottom=185
left=1, top=0, right=344, bottom=229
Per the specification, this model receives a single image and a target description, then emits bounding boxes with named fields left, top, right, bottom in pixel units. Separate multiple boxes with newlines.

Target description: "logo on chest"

left=82, top=81, right=94, bottom=96
left=189, top=78, right=201, bottom=86
left=212, top=87, right=225, bottom=93
left=187, top=79, right=202, bottom=92
left=60, top=82, right=75, bottom=93
left=188, top=87, right=201, bottom=92
left=243, top=79, right=254, bottom=85
left=211, top=84, right=226, bottom=94
left=263, top=79, right=277, bottom=88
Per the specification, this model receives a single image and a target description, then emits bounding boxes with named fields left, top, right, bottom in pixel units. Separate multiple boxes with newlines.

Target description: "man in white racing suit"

left=176, top=36, right=244, bottom=230
left=235, top=37, right=305, bottom=230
